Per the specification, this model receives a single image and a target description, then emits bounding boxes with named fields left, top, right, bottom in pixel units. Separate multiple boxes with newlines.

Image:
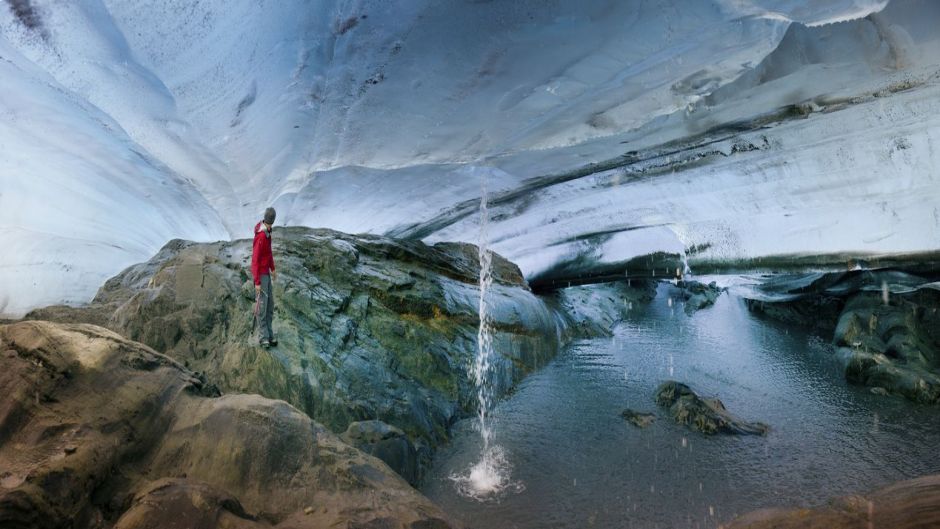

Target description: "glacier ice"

left=1, top=0, right=938, bottom=316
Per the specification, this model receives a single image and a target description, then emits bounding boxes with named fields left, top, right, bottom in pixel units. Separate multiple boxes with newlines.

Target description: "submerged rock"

left=620, top=409, right=656, bottom=428
left=675, top=280, right=724, bottom=315
left=25, top=227, right=564, bottom=480
left=0, top=321, right=456, bottom=529
left=654, top=381, right=769, bottom=435
left=723, top=473, right=940, bottom=529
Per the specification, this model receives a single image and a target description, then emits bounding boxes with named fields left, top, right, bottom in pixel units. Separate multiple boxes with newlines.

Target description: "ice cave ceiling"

left=1, top=0, right=939, bottom=316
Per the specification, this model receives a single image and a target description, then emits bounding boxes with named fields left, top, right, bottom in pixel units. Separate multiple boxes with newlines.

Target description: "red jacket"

left=251, top=221, right=275, bottom=285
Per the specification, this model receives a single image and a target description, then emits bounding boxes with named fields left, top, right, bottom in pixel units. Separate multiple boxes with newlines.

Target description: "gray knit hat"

left=263, top=207, right=276, bottom=225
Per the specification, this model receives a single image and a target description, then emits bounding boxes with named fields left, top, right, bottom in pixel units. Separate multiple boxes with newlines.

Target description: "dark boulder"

left=675, top=280, right=723, bottom=315
left=654, top=381, right=769, bottom=435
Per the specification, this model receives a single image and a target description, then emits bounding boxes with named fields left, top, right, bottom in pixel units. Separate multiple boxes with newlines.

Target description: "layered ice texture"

left=1, top=0, right=938, bottom=315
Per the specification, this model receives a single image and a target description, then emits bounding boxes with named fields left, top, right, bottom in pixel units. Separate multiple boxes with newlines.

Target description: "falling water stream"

left=450, top=174, right=522, bottom=500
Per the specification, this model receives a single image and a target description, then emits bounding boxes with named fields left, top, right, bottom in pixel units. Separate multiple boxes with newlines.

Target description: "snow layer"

left=1, top=0, right=937, bottom=315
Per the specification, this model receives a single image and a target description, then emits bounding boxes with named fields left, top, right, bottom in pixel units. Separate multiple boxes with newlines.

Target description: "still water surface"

left=422, top=284, right=940, bottom=528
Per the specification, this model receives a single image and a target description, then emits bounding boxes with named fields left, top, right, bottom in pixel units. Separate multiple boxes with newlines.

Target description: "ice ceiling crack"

left=1, top=0, right=939, bottom=316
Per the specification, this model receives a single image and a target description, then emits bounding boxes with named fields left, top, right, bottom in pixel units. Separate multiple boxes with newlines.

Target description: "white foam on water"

left=450, top=445, right=524, bottom=501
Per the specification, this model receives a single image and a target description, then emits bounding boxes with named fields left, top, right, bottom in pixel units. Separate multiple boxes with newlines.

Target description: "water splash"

left=450, top=173, right=523, bottom=500
left=450, top=444, right=522, bottom=501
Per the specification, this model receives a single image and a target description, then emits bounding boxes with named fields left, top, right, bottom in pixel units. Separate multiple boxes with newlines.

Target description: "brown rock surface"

left=0, top=320, right=456, bottom=529
left=722, top=473, right=940, bottom=529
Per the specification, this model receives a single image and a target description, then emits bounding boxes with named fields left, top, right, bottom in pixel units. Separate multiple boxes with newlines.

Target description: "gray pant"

left=257, top=274, right=274, bottom=342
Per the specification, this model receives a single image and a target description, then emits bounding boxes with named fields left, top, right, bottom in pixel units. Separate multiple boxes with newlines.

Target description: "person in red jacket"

left=252, top=207, right=278, bottom=347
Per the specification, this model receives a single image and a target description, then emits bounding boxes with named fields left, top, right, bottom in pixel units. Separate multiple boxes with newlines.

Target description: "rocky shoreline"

left=24, top=228, right=575, bottom=482
left=3, top=227, right=656, bottom=528
left=744, top=269, right=940, bottom=404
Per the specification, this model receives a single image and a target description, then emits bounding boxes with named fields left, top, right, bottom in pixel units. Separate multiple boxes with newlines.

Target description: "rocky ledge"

left=0, top=321, right=455, bottom=529
left=745, top=269, right=940, bottom=404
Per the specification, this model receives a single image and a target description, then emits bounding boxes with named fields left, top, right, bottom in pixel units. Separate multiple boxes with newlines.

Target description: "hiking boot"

left=270, top=337, right=278, bottom=347
left=260, top=339, right=271, bottom=348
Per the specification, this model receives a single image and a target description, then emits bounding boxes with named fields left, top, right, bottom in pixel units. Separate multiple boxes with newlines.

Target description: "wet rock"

left=620, top=409, right=656, bottom=428
left=723, top=473, right=940, bottom=529
left=552, top=280, right=658, bottom=338
left=743, top=269, right=940, bottom=404
left=341, top=420, right=419, bottom=486
left=675, top=280, right=723, bottom=315
left=24, top=227, right=564, bottom=479
left=833, top=291, right=940, bottom=404
left=654, top=381, right=769, bottom=435
left=0, top=321, right=457, bottom=529
left=744, top=295, right=844, bottom=332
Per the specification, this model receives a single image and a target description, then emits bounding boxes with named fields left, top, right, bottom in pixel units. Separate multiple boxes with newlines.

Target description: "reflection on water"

left=422, top=283, right=940, bottom=529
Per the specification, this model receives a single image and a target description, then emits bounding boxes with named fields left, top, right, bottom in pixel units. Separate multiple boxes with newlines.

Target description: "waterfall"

left=474, top=176, right=495, bottom=456
left=450, top=173, right=521, bottom=500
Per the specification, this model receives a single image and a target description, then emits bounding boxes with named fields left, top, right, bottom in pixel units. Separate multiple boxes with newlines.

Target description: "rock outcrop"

left=834, top=291, right=940, bottom=404
left=674, top=280, right=724, bottom=315
left=25, top=227, right=565, bottom=481
left=654, top=381, right=769, bottom=436
left=743, top=269, right=940, bottom=404
left=551, top=280, right=657, bottom=337
left=722, top=473, right=940, bottom=529
left=0, top=321, right=455, bottom=529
